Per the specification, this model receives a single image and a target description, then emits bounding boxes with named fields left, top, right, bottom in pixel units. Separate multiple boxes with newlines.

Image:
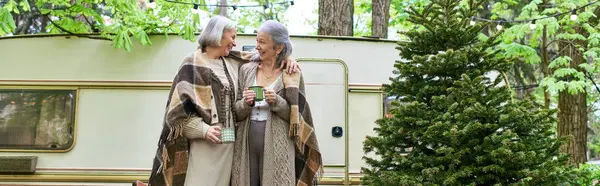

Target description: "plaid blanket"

left=146, top=50, right=249, bottom=186
left=282, top=71, right=324, bottom=186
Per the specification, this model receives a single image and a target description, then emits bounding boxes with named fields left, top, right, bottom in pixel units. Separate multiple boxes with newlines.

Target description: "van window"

left=382, top=94, right=411, bottom=153
left=243, top=45, right=256, bottom=51
left=0, top=89, right=76, bottom=150
left=383, top=94, right=407, bottom=118
left=383, top=95, right=395, bottom=118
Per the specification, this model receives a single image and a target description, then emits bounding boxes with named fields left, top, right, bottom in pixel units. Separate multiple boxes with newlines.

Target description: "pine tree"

left=362, top=0, right=573, bottom=185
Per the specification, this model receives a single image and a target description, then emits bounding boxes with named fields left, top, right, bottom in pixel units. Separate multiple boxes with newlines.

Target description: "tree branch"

left=544, top=39, right=560, bottom=48
left=45, top=14, right=111, bottom=41
left=24, top=0, right=109, bottom=40
left=549, top=40, right=582, bottom=61
left=15, top=0, right=108, bottom=40
left=82, top=15, right=99, bottom=32
left=549, top=48, right=569, bottom=62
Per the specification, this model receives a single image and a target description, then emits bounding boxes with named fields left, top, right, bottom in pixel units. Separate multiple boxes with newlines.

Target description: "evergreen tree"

left=362, top=0, right=573, bottom=185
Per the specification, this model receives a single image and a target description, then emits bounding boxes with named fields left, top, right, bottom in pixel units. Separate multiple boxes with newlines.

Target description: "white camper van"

left=0, top=34, right=400, bottom=186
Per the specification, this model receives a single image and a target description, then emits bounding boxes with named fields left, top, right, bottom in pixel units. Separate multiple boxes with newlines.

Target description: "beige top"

left=182, top=54, right=241, bottom=138
left=181, top=54, right=242, bottom=186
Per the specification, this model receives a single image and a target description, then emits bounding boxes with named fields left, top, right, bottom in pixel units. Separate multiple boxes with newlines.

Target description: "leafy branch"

left=1, top=0, right=203, bottom=51
left=44, top=14, right=110, bottom=40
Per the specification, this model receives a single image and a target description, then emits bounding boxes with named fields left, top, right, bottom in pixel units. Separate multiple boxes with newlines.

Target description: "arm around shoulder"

left=228, top=50, right=258, bottom=63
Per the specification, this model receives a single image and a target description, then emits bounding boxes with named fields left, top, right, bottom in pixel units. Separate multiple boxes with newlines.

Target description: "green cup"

left=249, top=86, right=265, bottom=102
left=220, top=128, right=235, bottom=143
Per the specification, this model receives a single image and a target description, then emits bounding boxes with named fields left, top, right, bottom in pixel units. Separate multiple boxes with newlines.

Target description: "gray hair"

left=197, top=16, right=237, bottom=51
left=252, top=20, right=293, bottom=67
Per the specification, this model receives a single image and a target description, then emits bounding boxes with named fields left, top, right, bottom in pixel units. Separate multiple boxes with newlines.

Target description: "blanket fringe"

left=160, top=114, right=193, bottom=174
left=161, top=145, right=169, bottom=173
left=290, top=122, right=299, bottom=137
left=166, top=115, right=193, bottom=141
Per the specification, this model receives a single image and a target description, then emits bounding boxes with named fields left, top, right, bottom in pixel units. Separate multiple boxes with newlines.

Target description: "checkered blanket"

left=143, top=50, right=250, bottom=186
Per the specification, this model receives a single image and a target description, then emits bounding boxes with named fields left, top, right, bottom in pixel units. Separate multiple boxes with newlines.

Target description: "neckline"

left=254, top=73, right=282, bottom=87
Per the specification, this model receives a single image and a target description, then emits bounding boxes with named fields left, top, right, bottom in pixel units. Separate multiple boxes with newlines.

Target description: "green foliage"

left=502, top=43, right=541, bottom=64
left=493, top=0, right=600, bottom=96
left=362, top=0, right=572, bottom=185
left=588, top=108, right=600, bottom=160
left=228, top=0, right=292, bottom=33
left=353, top=0, right=430, bottom=39
left=354, top=0, right=372, bottom=37
left=0, top=0, right=201, bottom=51
left=0, top=0, right=290, bottom=51
left=389, top=0, right=429, bottom=40
left=570, top=163, right=600, bottom=185
left=489, top=0, right=600, bottom=158
left=0, top=7, right=16, bottom=34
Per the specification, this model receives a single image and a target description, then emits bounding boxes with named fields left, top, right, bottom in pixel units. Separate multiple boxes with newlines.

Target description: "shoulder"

left=240, top=61, right=258, bottom=72
left=181, top=53, right=195, bottom=65
left=228, top=50, right=257, bottom=60
left=223, top=56, right=243, bottom=68
left=176, top=52, right=213, bottom=76
left=175, top=53, right=196, bottom=72
left=235, top=62, right=258, bottom=79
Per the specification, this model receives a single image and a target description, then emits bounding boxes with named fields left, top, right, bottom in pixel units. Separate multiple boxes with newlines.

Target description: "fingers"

left=266, top=98, right=274, bottom=104
left=281, top=59, right=291, bottom=74
left=264, top=89, right=277, bottom=104
left=284, top=59, right=299, bottom=74
left=264, top=90, right=275, bottom=97
left=244, top=91, right=256, bottom=105
left=293, top=63, right=299, bottom=73
left=212, top=130, right=222, bottom=136
left=245, top=97, right=254, bottom=104
left=243, top=90, right=256, bottom=105
left=206, top=132, right=221, bottom=144
left=206, top=126, right=223, bottom=144
left=244, top=90, right=256, bottom=96
left=286, top=62, right=293, bottom=74
left=213, top=126, right=222, bottom=131
left=279, top=60, right=286, bottom=70
left=243, top=90, right=255, bottom=97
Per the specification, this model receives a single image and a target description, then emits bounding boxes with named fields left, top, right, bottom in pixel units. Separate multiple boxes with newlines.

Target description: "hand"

left=265, top=88, right=277, bottom=105
left=281, top=57, right=299, bottom=74
left=242, top=88, right=256, bottom=106
left=206, top=126, right=222, bottom=144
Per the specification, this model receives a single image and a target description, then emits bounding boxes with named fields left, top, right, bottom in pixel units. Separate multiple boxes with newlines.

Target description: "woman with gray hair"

left=232, top=20, right=323, bottom=186
left=140, top=16, right=299, bottom=186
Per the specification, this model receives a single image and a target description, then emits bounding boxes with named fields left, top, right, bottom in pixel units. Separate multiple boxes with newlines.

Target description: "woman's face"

left=255, top=31, right=283, bottom=62
left=219, top=28, right=237, bottom=56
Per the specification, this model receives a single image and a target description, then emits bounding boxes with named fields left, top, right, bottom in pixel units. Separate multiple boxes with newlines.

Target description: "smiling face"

left=219, top=28, right=237, bottom=56
left=255, top=31, right=283, bottom=62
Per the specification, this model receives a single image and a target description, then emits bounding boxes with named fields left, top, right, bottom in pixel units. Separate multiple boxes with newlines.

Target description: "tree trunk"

left=219, top=0, right=227, bottom=17
left=541, top=0, right=551, bottom=109
left=371, top=0, right=390, bottom=38
left=558, top=91, right=588, bottom=166
left=318, top=0, right=353, bottom=36
left=542, top=27, right=551, bottom=109
left=558, top=39, right=588, bottom=166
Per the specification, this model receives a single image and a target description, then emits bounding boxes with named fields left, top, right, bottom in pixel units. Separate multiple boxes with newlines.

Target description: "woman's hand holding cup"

left=243, top=87, right=256, bottom=106
left=206, top=126, right=222, bottom=144
left=265, top=89, right=277, bottom=104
